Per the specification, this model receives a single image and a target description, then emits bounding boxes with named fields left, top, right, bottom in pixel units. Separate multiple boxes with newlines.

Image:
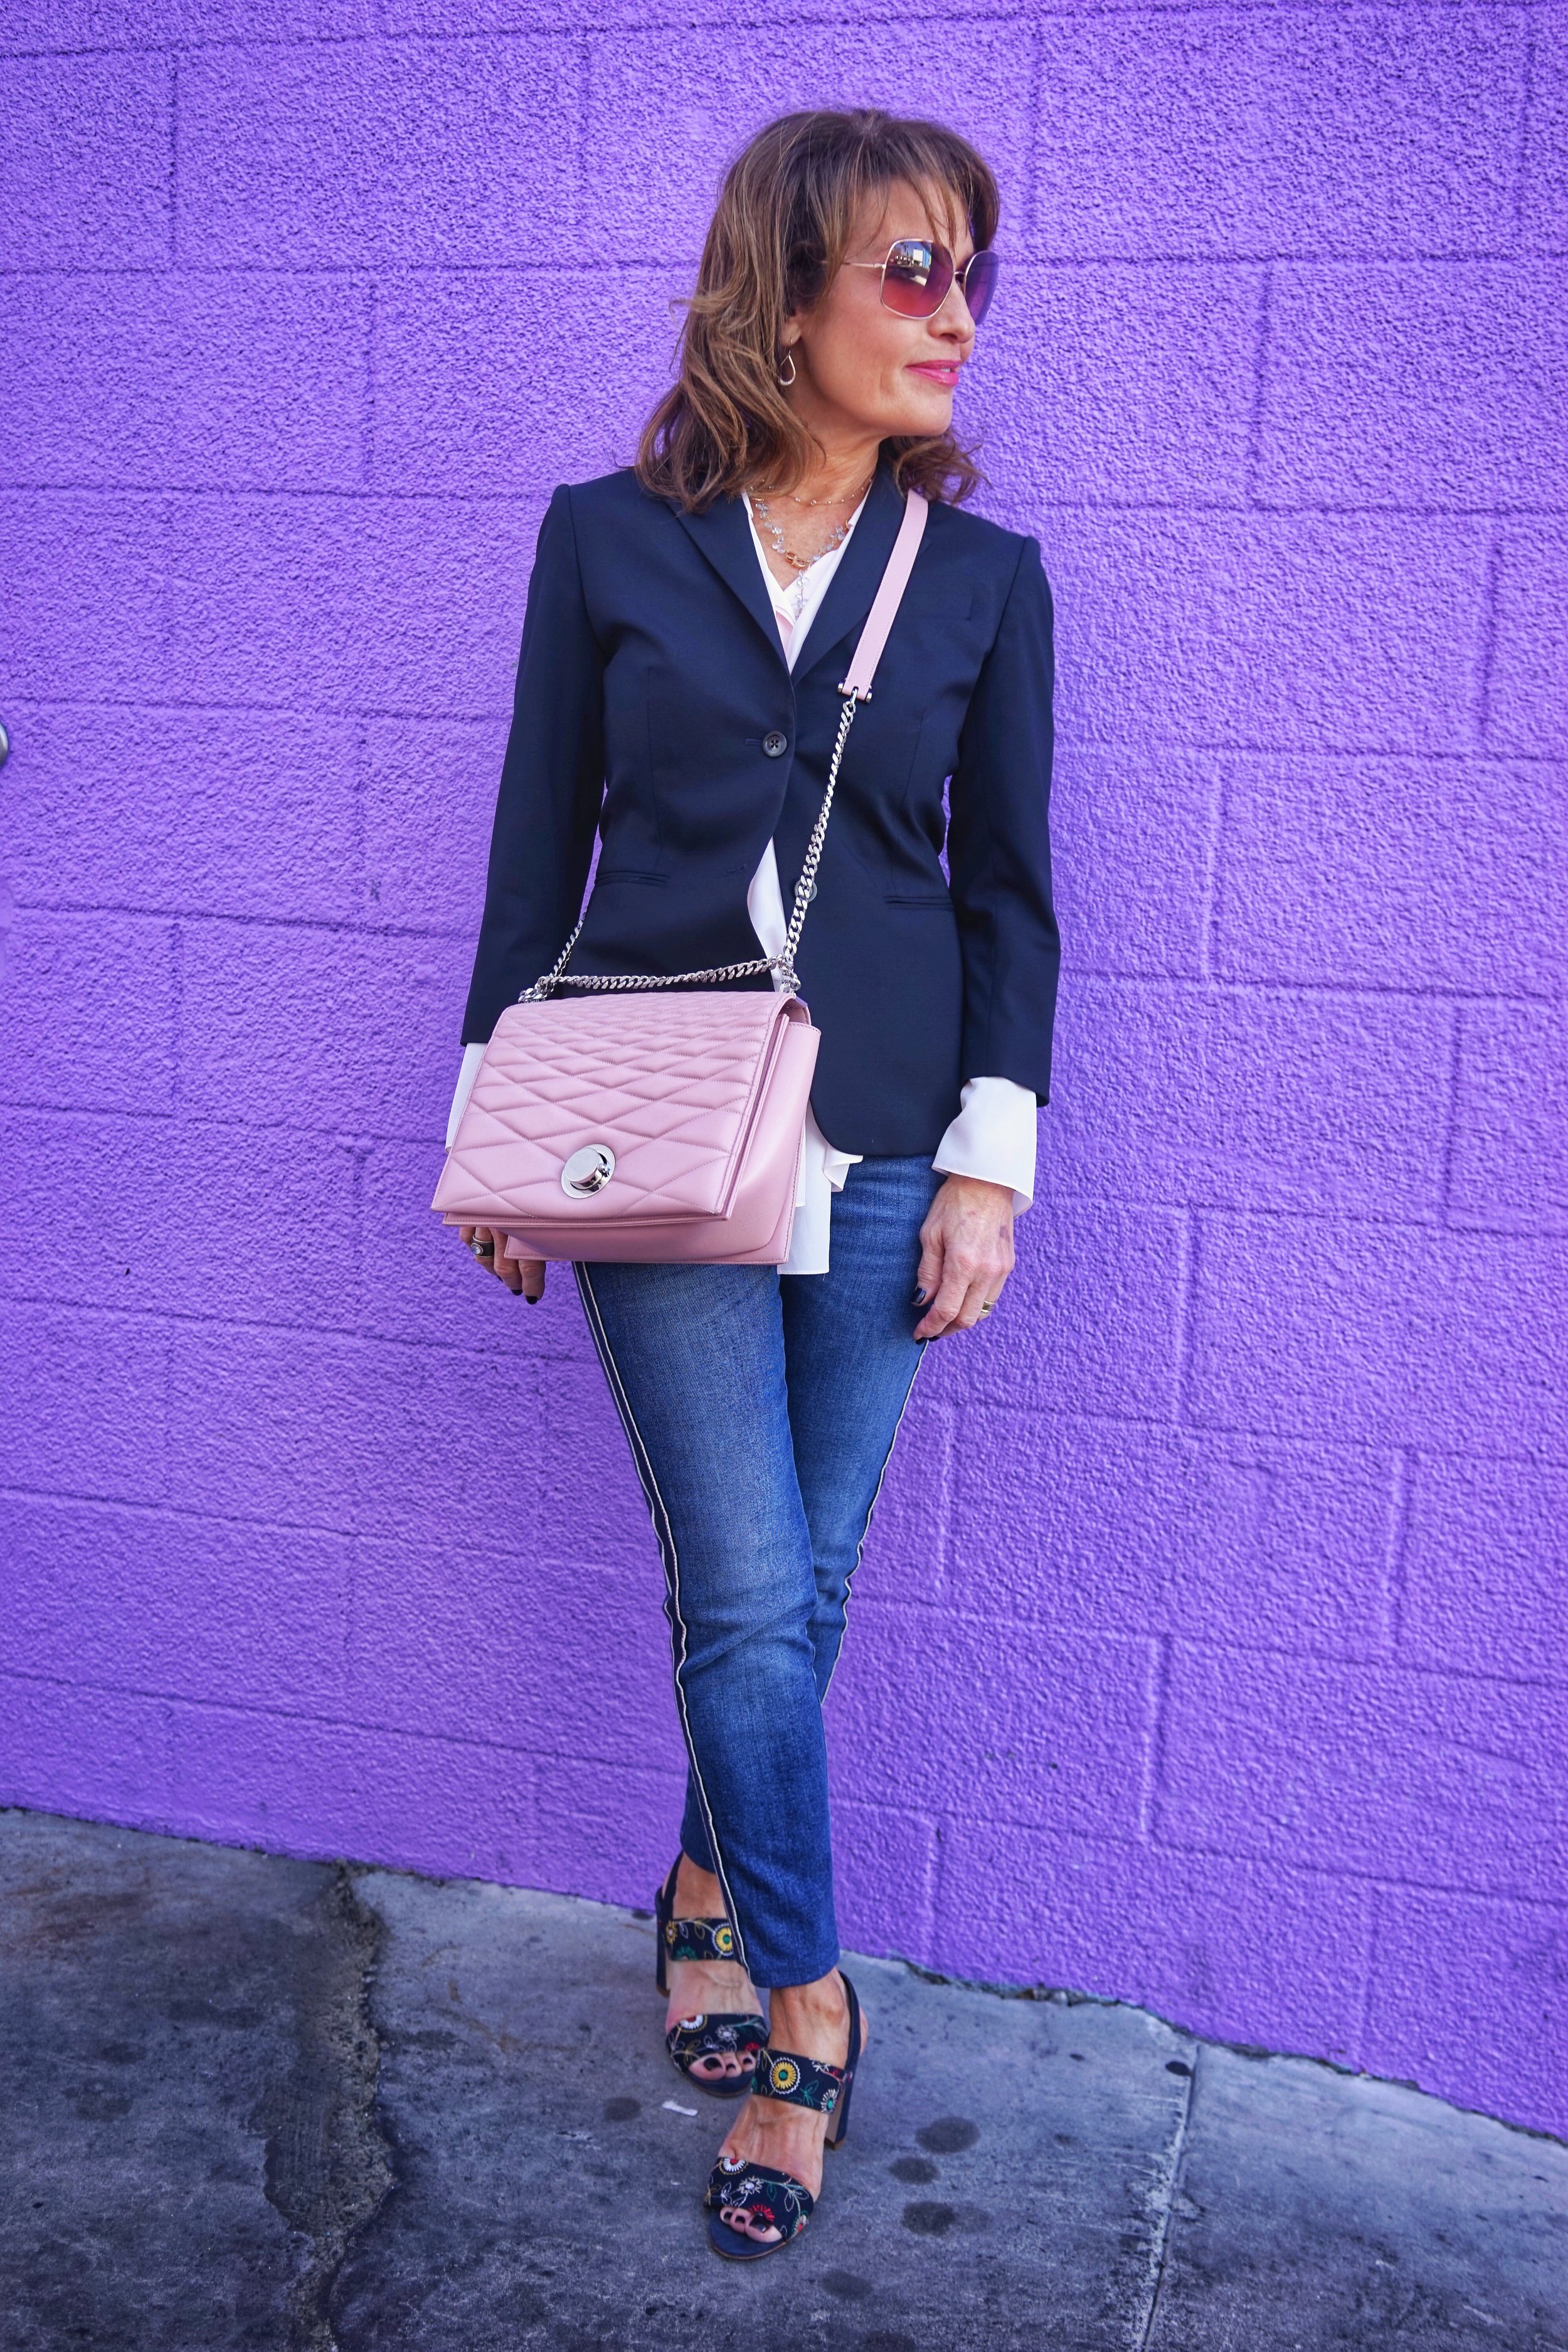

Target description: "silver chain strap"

left=519, top=689, right=861, bottom=1004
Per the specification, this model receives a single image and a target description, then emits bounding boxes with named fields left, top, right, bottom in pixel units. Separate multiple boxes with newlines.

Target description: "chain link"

left=519, top=691, right=862, bottom=1005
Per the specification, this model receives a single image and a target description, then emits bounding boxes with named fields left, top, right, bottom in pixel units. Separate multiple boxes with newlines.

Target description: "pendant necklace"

left=750, top=474, right=874, bottom=575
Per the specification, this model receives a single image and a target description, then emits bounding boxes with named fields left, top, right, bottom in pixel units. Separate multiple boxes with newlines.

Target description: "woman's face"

left=785, top=178, right=979, bottom=448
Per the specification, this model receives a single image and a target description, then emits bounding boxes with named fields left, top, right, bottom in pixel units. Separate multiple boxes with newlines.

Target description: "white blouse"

left=446, top=492, right=1037, bottom=1272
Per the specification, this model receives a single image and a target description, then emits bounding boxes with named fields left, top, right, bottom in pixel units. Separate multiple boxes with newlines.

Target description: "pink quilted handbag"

left=432, top=489, right=929, bottom=1265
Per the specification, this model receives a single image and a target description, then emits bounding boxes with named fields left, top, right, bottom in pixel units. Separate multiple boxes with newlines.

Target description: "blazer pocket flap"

left=884, top=890, right=954, bottom=909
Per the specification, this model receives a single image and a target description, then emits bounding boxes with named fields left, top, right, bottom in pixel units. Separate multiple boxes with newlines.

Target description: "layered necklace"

left=750, top=472, right=875, bottom=576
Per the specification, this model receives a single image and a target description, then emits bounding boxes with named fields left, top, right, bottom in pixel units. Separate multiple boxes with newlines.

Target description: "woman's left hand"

left=913, top=1175, right=1015, bottom=1340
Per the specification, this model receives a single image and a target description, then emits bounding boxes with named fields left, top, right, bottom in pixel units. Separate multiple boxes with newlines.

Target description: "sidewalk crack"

left=252, top=1865, right=395, bottom=2352
left=1131, top=2043, right=1199, bottom=2351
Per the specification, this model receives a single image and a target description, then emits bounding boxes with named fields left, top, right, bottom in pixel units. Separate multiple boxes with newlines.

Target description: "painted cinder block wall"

left=1, top=3, right=1564, bottom=2139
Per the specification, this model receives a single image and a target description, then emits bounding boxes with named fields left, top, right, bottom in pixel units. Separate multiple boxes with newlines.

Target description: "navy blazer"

left=462, top=458, right=1059, bottom=1157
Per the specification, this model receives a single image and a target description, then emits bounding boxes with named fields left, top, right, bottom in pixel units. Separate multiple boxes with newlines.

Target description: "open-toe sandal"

left=704, top=1973, right=862, bottom=2260
left=654, top=1860, right=766, bottom=2101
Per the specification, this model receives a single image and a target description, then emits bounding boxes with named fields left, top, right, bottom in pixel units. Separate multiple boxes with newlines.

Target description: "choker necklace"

left=783, top=479, right=872, bottom=508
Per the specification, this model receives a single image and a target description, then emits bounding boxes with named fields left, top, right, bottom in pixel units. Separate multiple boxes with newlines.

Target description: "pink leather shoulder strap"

left=838, top=489, right=929, bottom=702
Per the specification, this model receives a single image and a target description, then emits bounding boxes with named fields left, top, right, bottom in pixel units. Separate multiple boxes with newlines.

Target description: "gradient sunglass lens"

left=881, top=240, right=955, bottom=319
left=960, top=248, right=999, bottom=324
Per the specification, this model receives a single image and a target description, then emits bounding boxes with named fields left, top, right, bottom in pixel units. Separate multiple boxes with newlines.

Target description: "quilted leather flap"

left=433, top=990, right=805, bottom=1225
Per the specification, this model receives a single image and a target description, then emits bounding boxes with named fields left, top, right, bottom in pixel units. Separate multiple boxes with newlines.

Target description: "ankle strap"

left=758, top=2045, right=844, bottom=2116
left=662, top=1913, right=737, bottom=1966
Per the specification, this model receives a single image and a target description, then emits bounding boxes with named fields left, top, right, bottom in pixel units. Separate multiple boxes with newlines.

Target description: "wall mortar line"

left=360, top=279, right=378, bottom=490
left=1022, top=11, right=1046, bottom=247
left=1355, top=1885, right=1384, bottom=2077
left=1242, top=263, right=1273, bottom=507
left=168, top=915, right=184, bottom=1117
left=1511, top=18, right=1537, bottom=243
left=1138, top=1636, right=1172, bottom=1841
left=1382, top=1446, right=1416, bottom=1657
left=1436, top=1002, right=1468, bottom=1226
left=1472, top=528, right=1505, bottom=746
left=1197, top=755, right=1227, bottom=983
left=166, top=52, right=179, bottom=265
left=1170, top=1209, right=1197, bottom=1430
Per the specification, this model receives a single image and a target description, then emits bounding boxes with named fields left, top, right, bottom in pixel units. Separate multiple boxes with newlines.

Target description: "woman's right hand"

left=458, top=1226, right=546, bottom=1302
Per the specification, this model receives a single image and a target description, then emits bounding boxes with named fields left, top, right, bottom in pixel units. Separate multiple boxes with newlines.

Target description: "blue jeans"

left=575, top=1155, right=940, bottom=1989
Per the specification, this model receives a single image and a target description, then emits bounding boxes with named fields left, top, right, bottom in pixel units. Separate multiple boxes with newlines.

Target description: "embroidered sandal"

left=654, top=1861, right=766, bottom=2100
left=704, top=1972, right=863, bottom=2260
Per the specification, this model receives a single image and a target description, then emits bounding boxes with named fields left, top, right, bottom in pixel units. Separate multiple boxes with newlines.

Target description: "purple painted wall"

left=1, top=4, right=1564, bottom=2141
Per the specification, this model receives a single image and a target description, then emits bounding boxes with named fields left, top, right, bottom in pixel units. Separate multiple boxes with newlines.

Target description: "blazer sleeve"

left=460, top=484, right=606, bottom=1044
left=946, top=534, right=1061, bottom=1103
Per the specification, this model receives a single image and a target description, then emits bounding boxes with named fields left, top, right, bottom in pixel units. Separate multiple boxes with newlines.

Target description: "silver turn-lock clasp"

left=561, top=1145, right=615, bottom=1197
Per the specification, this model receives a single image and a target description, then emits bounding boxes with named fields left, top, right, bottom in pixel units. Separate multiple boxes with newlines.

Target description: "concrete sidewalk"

left=1, top=1809, right=1563, bottom=2352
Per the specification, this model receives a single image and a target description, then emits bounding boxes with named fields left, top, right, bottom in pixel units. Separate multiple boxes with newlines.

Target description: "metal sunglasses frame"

left=842, top=238, right=999, bottom=324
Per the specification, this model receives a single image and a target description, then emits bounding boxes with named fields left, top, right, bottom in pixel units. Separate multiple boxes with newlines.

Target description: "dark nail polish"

left=913, top=1288, right=928, bottom=1306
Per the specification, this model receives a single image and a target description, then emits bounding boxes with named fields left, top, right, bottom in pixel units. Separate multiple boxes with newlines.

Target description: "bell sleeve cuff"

left=931, top=1075, right=1037, bottom=1214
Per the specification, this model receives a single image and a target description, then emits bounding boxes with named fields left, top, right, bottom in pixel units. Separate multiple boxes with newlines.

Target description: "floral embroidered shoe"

left=704, top=2158, right=816, bottom=2255
left=654, top=1860, right=766, bottom=2101
left=704, top=1973, right=863, bottom=2261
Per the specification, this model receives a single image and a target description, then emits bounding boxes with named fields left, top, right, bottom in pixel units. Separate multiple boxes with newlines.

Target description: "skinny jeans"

left=575, top=1153, right=940, bottom=1989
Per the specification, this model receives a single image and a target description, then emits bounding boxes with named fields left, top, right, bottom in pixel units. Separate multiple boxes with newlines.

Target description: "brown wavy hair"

left=636, top=109, right=999, bottom=514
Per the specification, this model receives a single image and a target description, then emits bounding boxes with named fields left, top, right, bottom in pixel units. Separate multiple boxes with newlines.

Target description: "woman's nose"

left=933, top=289, right=976, bottom=344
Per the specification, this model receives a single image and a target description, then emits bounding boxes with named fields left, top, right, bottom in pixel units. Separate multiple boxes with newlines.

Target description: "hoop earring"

left=777, top=350, right=797, bottom=389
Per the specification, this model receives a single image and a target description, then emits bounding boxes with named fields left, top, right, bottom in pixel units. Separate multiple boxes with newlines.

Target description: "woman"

left=448, top=109, right=1058, bottom=2259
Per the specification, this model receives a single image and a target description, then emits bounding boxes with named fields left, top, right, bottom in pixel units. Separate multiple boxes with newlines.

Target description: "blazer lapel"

left=792, top=461, right=907, bottom=691
left=672, top=492, right=790, bottom=677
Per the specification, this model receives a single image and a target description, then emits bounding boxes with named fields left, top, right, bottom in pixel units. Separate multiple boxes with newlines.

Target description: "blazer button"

left=762, top=730, right=788, bottom=758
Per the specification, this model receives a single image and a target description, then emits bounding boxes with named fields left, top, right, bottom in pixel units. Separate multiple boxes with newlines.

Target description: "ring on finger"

left=471, top=1237, right=495, bottom=1259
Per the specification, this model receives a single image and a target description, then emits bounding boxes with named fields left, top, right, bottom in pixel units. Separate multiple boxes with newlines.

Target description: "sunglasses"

left=845, top=238, right=1000, bottom=326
